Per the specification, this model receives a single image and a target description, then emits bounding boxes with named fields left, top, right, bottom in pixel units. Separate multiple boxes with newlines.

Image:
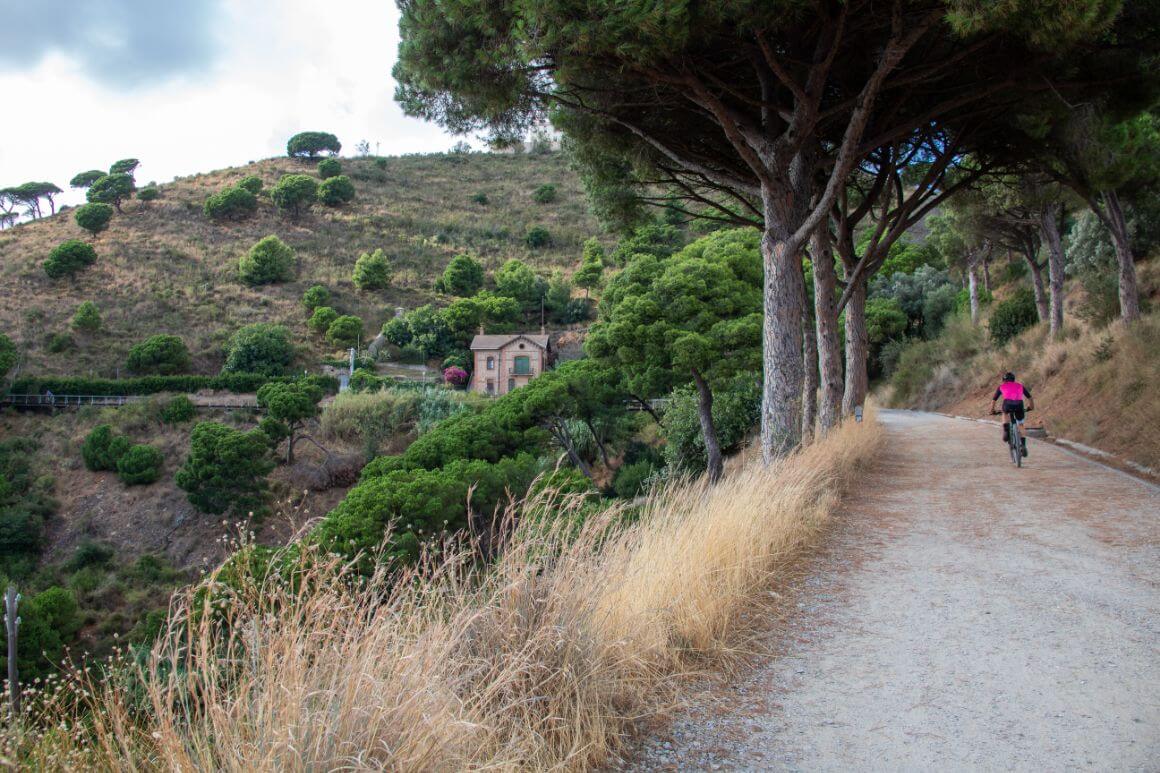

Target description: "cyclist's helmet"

left=1003, top=371, right=1016, bottom=382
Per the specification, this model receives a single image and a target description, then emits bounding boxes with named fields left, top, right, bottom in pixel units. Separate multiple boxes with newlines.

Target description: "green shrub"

left=72, top=301, right=101, bottom=332
left=613, top=460, right=656, bottom=499
left=953, top=286, right=993, bottom=313
left=302, top=284, right=330, bottom=310
left=46, top=332, right=74, bottom=353
left=1075, top=269, right=1121, bottom=326
left=271, top=174, right=318, bottom=218
left=318, top=158, right=342, bottom=179
left=495, top=258, right=539, bottom=305
left=436, top=253, right=484, bottom=296
left=888, top=339, right=941, bottom=406
left=374, top=157, right=388, bottom=170
left=532, top=184, right=557, bottom=203
left=326, top=315, right=364, bottom=347
left=67, top=540, right=114, bottom=571
left=286, top=131, right=341, bottom=158
left=12, top=373, right=336, bottom=397
left=525, top=225, right=551, bottom=249
left=317, top=175, right=356, bottom=206
left=175, top=422, right=274, bottom=516
left=471, top=191, right=489, bottom=205
left=7, top=586, right=81, bottom=682
left=44, top=239, right=97, bottom=279
left=989, top=287, right=1039, bottom=345
left=204, top=186, right=258, bottom=221
left=352, top=248, right=391, bottom=290
left=82, top=425, right=131, bottom=471
left=308, top=306, right=340, bottom=334
left=126, top=334, right=191, bottom=375
left=137, top=187, right=160, bottom=202
left=160, top=395, right=196, bottom=424
left=662, top=374, right=759, bottom=474
left=0, top=334, right=16, bottom=383
left=921, top=285, right=958, bottom=338
left=223, top=323, right=295, bottom=375
left=237, top=175, right=264, bottom=194
left=86, top=173, right=134, bottom=210
left=117, top=444, right=164, bottom=485
left=239, top=235, right=295, bottom=285
left=73, top=202, right=114, bottom=235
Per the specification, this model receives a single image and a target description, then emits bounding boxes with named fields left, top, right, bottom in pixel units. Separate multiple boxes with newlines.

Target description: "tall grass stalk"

left=6, top=413, right=881, bottom=771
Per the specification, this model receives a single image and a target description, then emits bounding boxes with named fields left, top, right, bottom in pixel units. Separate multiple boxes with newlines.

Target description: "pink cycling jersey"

left=996, top=381, right=1026, bottom=401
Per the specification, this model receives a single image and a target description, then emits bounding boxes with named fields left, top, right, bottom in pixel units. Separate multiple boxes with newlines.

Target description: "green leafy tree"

left=1, top=587, right=81, bottom=682
left=239, top=235, right=295, bottom=285
left=326, top=315, right=364, bottom=348
left=271, top=174, right=318, bottom=219
left=86, top=173, right=135, bottom=212
left=308, top=306, right=340, bottom=334
left=70, top=170, right=105, bottom=189
left=8, top=182, right=62, bottom=218
left=302, top=284, right=330, bottom=310
left=160, top=395, right=196, bottom=424
left=82, top=425, right=131, bottom=471
left=495, top=258, right=539, bottom=308
left=74, top=202, right=114, bottom=235
left=222, top=323, right=294, bottom=375
left=175, top=422, right=275, bottom=515
left=117, top=444, right=164, bottom=485
left=238, top=175, right=263, bottom=194
left=286, top=131, right=341, bottom=158
left=257, top=380, right=323, bottom=463
left=573, top=243, right=604, bottom=298
left=586, top=228, right=762, bottom=482
left=109, top=158, right=140, bottom=177
left=989, top=287, right=1040, bottom=344
left=71, top=301, right=101, bottom=332
left=663, top=373, right=760, bottom=475
left=204, top=186, right=258, bottom=221
left=136, top=187, right=160, bottom=202
left=0, top=333, right=17, bottom=383
left=352, top=248, right=391, bottom=290
left=317, top=175, right=356, bottom=206
left=44, top=239, right=97, bottom=279
left=436, top=253, right=484, bottom=296
left=318, top=158, right=342, bottom=179
left=126, top=334, right=191, bottom=375
left=524, top=225, right=551, bottom=249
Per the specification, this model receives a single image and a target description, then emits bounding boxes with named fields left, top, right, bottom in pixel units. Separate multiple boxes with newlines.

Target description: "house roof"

left=470, top=333, right=550, bottom=351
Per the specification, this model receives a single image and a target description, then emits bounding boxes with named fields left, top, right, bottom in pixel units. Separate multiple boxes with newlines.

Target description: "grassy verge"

left=4, top=414, right=882, bottom=770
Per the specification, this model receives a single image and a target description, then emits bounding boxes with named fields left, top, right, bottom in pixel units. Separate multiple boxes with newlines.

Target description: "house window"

left=486, top=380, right=495, bottom=394
left=508, top=378, right=515, bottom=392
left=486, top=356, right=495, bottom=370
left=513, top=355, right=531, bottom=375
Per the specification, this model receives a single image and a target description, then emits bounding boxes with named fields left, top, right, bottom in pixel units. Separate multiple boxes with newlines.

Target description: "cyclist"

left=990, top=372, right=1034, bottom=457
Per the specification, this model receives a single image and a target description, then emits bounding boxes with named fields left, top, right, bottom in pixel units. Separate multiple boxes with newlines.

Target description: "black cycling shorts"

left=1002, top=400, right=1025, bottom=421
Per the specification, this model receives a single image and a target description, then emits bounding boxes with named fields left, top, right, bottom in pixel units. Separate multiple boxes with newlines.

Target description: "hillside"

left=0, top=151, right=605, bottom=378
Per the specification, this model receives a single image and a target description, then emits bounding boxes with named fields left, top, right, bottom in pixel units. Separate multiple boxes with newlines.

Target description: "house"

left=469, top=330, right=552, bottom=395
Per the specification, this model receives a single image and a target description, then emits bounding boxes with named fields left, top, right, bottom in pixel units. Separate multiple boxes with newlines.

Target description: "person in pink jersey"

left=990, top=371, right=1035, bottom=457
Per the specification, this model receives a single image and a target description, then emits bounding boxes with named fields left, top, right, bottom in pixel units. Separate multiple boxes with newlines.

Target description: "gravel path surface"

left=623, top=410, right=1159, bottom=771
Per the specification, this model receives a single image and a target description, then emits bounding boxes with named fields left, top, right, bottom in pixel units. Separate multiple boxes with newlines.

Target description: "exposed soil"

left=623, top=410, right=1159, bottom=771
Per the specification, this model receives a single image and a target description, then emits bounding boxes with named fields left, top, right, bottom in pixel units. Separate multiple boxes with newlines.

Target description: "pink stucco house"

left=469, top=331, right=552, bottom=395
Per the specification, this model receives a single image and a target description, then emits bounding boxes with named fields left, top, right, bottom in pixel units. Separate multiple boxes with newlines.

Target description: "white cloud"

left=0, top=0, right=458, bottom=208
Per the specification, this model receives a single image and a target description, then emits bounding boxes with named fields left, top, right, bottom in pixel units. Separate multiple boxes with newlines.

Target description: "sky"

left=0, top=0, right=460, bottom=208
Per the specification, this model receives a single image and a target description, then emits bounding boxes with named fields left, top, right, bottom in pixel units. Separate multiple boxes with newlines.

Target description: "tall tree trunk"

left=842, top=278, right=869, bottom=417
left=968, top=263, right=980, bottom=324
left=583, top=417, right=611, bottom=469
left=982, top=256, right=992, bottom=292
left=549, top=420, right=594, bottom=481
left=812, top=228, right=842, bottom=433
left=1024, top=255, right=1049, bottom=322
left=759, top=198, right=806, bottom=462
left=1040, top=202, right=1066, bottom=338
left=691, top=367, right=723, bottom=484
left=801, top=313, right=817, bottom=445
left=1101, top=190, right=1141, bottom=323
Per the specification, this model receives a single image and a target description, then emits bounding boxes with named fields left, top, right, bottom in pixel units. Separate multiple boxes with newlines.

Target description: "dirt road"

left=628, top=410, right=1159, bottom=771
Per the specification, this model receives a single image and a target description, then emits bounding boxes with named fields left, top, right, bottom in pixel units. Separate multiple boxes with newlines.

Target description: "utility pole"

left=4, top=585, right=20, bottom=717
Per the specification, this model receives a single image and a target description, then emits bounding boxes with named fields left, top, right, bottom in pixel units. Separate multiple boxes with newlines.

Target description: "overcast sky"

left=0, top=0, right=459, bottom=207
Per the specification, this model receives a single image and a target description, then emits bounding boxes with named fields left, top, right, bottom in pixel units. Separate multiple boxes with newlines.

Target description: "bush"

left=989, top=287, right=1039, bottom=345
left=318, top=158, right=342, bottom=179
left=160, top=395, right=197, bottom=424
left=317, top=175, right=356, bottom=207
left=471, top=191, right=489, bottom=205
left=613, top=460, right=656, bottom=499
left=287, top=131, right=341, bottom=158
left=374, top=157, right=388, bottom=170
left=271, top=174, right=318, bottom=218
left=326, top=315, right=364, bottom=347
left=437, top=253, right=485, bottom=296
left=239, top=235, right=295, bottom=285
left=71, top=301, right=102, bottom=331
left=1075, top=269, right=1121, bottom=326
left=73, top=202, right=113, bottom=235
left=67, top=540, right=114, bottom=571
left=308, top=306, right=340, bottom=334
left=223, top=323, right=295, bottom=375
left=443, top=366, right=468, bottom=386
left=44, top=239, right=97, bottom=279
left=525, top=225, right=551, bottom=249
left=126, top=334, right=191, bottom=375
left=137, top=187, right=160, bottom=202
left=175, top=422, right=274, bottom=515
left=46, top=332, right=74, bottom=353
left=12, top=373, right=336, bottom=397
left=82, top=425, right=131, bottom=471
left=302, top=284, right=330, bottom=310
left=117, top=444, right=164, bottom=485
left=0, top=334, right=15, bottom=383
left=921, top=285, right=959, bottom=338
left=888, top=340, right=941, bottom=406
left=204, top=186, right=258, bottom=221
left=662, top=374, right=760, bottom=474
left=953, top=286, right=993, bottom=313
left=532, top=184, right=557, bottom=203
left=237, top=175, right=263, bottom=194
left=352, top=248, right=391, bottom=290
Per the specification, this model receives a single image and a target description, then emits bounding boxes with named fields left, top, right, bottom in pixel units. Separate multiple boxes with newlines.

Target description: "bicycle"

left=991, top=407, right=1032, bottom=467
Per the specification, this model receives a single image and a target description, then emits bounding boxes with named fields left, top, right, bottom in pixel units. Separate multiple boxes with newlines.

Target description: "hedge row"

left=9, top=373, right=338, bottom=397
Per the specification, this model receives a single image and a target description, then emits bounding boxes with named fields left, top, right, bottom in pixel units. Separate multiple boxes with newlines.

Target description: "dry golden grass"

left=3, top=414, right=882, bottom=771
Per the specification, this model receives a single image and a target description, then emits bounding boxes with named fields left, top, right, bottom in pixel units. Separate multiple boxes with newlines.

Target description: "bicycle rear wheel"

left=1012, top=423, right=1022, bottom=467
